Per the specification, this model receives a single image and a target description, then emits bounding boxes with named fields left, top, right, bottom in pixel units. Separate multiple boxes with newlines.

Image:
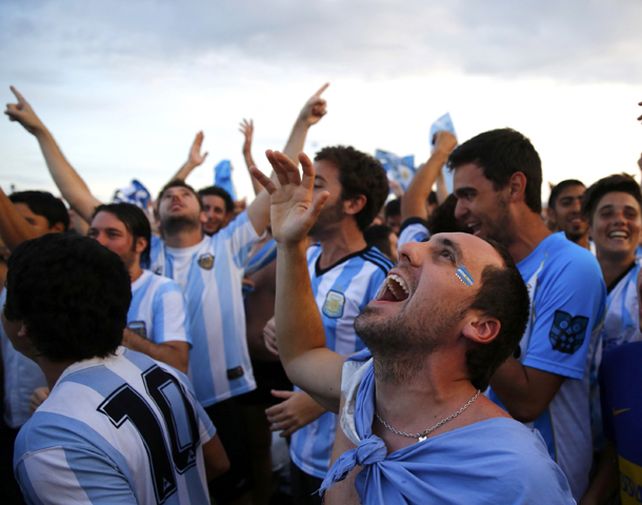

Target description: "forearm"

left=579, top=443, right=619, bottom=505
left=401, top=150, right=449, bottom=221
left=123, top=332, right=189, bottom=373
left=243, top=150, right=263, bottom=196
left=33, top=128, right=101, bottom=222
left=282, top=118, right=310, bottom=163
left=0, top=188, right=40, bottom=250
left=169, top=161, right=197, bottom=183
left=489, top=358, right=563, bottom=422
left=275, top=241, right=326, bottom=365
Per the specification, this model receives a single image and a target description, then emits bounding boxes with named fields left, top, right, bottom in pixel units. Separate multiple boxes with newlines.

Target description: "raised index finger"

left=9, top=85, right=26, bottom=104
left=313, top=82, right=330, bottom=98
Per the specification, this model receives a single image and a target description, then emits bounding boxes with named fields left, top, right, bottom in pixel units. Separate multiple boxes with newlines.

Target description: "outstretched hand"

left=638, top=101, right=642, bottom=122
left=187, top=131, right=208, bottom=168
left=239, top=118, right=254, bottom=154
left=4, top=86, right=45, bottom=135
left=298, top=83, right=329, bottom=126
left=250, top=151, right=329, bottom=245
left=434, top=131, right=458, bottom=155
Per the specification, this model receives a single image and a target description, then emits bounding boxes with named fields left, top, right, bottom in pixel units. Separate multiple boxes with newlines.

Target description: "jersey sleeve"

left=522, top=253, right=606, bottom=379
left=150, top=280, right=191, bottom=346
left=15, top=447, right=137, bottom=505
left=397, top=218, right=430, bottom=247
left=219, top=210, right=260, bottom=269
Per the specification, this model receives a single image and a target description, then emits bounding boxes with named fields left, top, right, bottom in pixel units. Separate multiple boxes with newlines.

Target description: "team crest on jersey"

left=322, top=290, right=345, bottom=318
left=549, top=310, right=588, bottom=354
left=197, top=253, right=215, bottom=270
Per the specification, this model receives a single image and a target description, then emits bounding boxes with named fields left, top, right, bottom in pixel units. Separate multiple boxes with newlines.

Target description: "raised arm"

left=282, top=83, right=329, bottom=162
left=250, top=150, right=344, bottom=411
left=4, top=86, right=101, bottom=222
left=401, top=131, right=457, bottom=222
left=169, top=130, right=209, bottom=183
left=238, top=119, right=262, bottom=196
left=245, top=84, right=330, bottom=235
left=0, top=187, right=49, bottom=250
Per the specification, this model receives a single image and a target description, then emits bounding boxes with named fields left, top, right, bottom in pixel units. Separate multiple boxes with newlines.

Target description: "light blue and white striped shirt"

left=150, top=211, right=258, bottom=406
left=289, top=244, right=392, bottom=479
left=14, top=348, right=215, bottom=505
left=127, top=270, right=190, bottom=347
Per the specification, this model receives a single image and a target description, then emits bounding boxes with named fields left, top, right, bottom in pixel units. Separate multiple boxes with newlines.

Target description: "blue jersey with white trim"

left=289, top=244, right=392, bottom=479
left=150, top=211, right=258, bottom=406
left=14, top=348, right=215, bottom=505
left=488, top=232, right=606, bottom=501
left=127, top=270, right=190, bottom=347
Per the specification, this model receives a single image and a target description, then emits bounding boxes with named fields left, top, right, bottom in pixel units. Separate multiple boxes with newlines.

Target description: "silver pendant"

left=418, top=435, right=427, bottom=442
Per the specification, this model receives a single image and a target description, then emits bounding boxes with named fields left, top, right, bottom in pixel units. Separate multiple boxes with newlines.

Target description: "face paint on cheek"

left=455, top=265, right=474, bottom=287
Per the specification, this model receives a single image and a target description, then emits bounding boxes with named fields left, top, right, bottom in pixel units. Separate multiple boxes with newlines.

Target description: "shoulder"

left=359, top=246, right=394, bottom=275
left=541, top=233, right=602, bottom=277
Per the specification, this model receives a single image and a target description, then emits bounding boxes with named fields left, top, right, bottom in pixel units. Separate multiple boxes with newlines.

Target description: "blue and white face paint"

left=455, top=265, right=474, bottom=287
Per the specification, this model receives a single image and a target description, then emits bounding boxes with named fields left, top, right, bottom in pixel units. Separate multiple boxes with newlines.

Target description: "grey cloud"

left=1, top=0, right=641, bottom=83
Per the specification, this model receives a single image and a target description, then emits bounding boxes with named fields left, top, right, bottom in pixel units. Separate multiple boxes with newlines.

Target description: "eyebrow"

left=434, top=237, right=463, bottom=262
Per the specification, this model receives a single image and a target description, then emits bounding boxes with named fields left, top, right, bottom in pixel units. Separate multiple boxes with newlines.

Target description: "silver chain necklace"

left=375, top=389, right=481, bottom=442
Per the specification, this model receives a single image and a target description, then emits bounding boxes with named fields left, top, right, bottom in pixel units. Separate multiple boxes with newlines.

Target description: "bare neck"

left=317, top=222, right=367, bottom=270
left=507, top=209, right=552, bottom=263
left=163, top=227, right=204, bottom=248
left=36, top=356, right=75, bottom=390
left=597, top=252, right=636, bottom=288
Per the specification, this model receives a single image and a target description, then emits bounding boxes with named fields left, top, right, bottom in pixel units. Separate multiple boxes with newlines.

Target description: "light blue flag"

left=214, top=160, right=237, bottom=201
left=429, top=113, right=457, bottom=194
left=375, top=150, right=416, bottom=191
left=112, top=179, right=152, bottom=209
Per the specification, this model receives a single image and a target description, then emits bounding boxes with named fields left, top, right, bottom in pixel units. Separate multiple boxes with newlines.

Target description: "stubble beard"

left=161, top=214, right=202, bottom=237
left=355, top=300, right=467, bottom=385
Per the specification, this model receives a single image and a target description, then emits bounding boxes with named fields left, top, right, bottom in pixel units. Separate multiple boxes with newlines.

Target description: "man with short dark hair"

left=197, top=186, right=235, bottom=236
left=3, top=233, right=228, bottom=504
left=547, top=179, right=589, bottom=249
left=450, top=128, right=606, bottom=501
left=263, top=145, right=393, bottom=504
left=249, top=151, right=575, bottom=504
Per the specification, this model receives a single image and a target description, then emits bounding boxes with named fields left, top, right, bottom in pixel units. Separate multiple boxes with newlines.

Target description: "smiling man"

left=582, top=174, right=642, bottom=350
left=547, top=179, right=590, bottom=249
left=250, top=150, right=575, bottom=504
left=450, top=128, right=606, bottom=501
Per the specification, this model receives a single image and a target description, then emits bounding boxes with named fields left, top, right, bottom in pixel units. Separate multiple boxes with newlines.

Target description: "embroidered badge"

left=197, top=253, right=215, bottom=270
left=322, top=290, right=345, bottom=319
left=127, top=321, right=148, bottom=339
left=549, top=310, right=588, bottom=354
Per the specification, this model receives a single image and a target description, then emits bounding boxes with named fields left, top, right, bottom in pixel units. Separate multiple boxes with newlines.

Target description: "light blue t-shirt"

left=150, top=211, right=259, bottom=406
left=289, top=245, right=392, bottom=479
left=321, top=354, right=575, bottom=504
left=489, top=231, right=606, bottom=501
left=14, top=348, right=215, bottom=505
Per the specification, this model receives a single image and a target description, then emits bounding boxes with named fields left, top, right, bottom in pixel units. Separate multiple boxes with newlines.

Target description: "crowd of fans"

left=1, top=84, right=641, bottom=505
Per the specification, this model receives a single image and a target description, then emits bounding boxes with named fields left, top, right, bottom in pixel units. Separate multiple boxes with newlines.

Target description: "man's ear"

left=461, top=312, right=501, bottom=345
left=508, top=172, right=527, bottom=203
left=134, top=236, right=148, bottom=255
left=343, top=194, right=367, bottom=216
left=199, top=211, right=208, bottom=225
left=50, top=222, right=66, bottom=233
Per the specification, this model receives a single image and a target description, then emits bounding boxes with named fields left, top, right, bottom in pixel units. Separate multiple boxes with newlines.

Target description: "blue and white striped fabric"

left=244, top=238, right=277, bottom=277
left=150, top=211, right=258, bottom=406
left=602, top=260, right=642, bottom=350
left=127, top=270, right=190, bottom=347
left=0, top=288, right=47, bottom=428
left=14, top=348, right=215, bottom=505
left=289, top=245, right=392, bottom=479
left=398, top=218, right=430, bottom=248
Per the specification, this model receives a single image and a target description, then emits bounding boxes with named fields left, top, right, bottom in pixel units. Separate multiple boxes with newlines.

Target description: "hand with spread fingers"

left=239, top=118, right=254, bottom=155
left=4, top=86, right=46, bottom=135
left=187, top=130, right=209, bottom=169
left=250, top=150, right=329, bottom=245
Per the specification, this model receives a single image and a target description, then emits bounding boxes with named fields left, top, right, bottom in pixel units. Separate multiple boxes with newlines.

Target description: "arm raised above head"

left=250, top=150, right=344, bottom=410
left=5, top=86, right=102, bottom=222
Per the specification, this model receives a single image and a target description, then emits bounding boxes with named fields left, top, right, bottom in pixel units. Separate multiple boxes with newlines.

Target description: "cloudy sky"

left=1, top=0, right=640, bottom=203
